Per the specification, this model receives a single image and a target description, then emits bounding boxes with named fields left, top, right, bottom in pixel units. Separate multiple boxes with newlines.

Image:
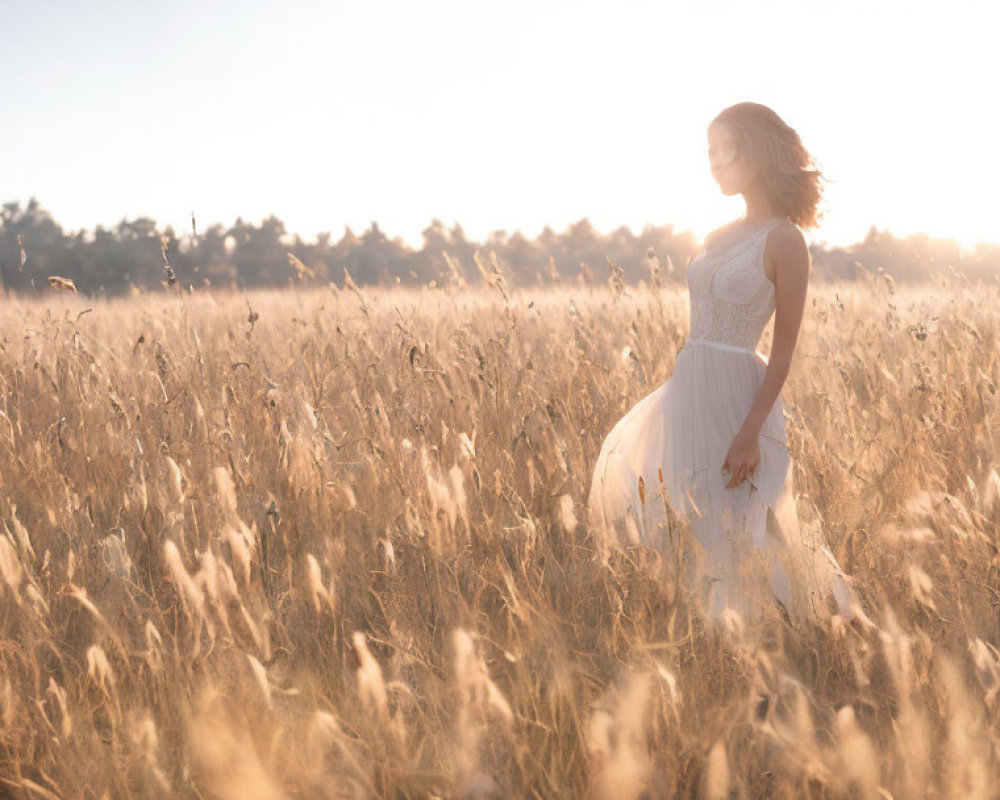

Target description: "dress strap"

left=700, top=217, right=787, bottom=261
left=752, top=217, right=786, bottom=240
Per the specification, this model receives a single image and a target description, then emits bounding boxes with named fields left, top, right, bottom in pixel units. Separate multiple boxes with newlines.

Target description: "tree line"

left=1, top=198, right=996, bottom=296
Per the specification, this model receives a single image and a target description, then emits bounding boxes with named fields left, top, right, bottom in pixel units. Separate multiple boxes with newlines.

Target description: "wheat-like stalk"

left=0, top=277, right=996, bottom=796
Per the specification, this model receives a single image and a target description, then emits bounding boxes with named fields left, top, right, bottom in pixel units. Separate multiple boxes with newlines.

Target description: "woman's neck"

left=742, top=189, right=782, bottom=224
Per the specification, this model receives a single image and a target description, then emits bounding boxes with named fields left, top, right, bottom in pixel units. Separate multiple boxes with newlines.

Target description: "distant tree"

left=228, top=215, right=288, bottom=287
left=0, top=197, right=996, bottom=294
left=0, top=198, right=70, bottom=291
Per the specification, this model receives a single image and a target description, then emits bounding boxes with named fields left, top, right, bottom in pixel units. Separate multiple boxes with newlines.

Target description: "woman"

left=587, top=102, right=861, bottom=628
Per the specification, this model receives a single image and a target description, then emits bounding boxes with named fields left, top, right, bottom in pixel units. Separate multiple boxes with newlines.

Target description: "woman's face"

left=708, top=120, right=757, bottom=196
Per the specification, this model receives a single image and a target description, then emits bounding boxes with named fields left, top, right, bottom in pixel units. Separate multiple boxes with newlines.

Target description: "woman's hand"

left=721, top=428, right=761, bottom=489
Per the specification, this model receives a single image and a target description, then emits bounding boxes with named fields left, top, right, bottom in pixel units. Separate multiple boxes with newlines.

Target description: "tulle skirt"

left=587, top=337, right=856, bottom=627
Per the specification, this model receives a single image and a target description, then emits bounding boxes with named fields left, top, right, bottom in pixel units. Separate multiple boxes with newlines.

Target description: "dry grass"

left=0, top=270, right=998, bottom=798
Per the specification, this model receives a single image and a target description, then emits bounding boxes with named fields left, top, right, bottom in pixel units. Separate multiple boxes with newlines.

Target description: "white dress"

left=587, top=218, right=858, bottom=627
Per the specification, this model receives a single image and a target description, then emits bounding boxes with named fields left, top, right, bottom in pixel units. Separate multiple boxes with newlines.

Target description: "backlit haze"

left=4, top=0, right=998, bottom=251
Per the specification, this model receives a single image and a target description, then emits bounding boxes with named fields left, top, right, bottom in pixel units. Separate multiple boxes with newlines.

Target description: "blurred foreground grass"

left=0, top=274, right=998, bottom=798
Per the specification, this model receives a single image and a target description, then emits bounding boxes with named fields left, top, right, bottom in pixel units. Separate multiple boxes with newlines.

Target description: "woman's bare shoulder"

left=763, top=220, right=809, bottom=283
left=767, top=219, right=807, bottom=249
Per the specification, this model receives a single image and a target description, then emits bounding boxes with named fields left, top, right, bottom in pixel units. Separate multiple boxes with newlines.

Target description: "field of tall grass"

left=0, top=268, right=998, bottom=798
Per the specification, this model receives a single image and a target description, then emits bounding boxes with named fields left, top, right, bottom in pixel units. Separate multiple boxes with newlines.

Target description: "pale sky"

left=4, top=0, right=998, bottom=251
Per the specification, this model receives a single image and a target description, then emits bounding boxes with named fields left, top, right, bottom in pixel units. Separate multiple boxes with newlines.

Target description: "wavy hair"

left=712, top=102, right=826, bottom=229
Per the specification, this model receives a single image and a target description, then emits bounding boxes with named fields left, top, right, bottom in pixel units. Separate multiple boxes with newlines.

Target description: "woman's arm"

left=740, top=223, right=810, bottom=436
left=723, top=223, right=809, bottom=488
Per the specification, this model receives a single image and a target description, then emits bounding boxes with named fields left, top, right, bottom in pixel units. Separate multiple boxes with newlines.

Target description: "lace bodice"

left=686, top=218, right=786, bottom=351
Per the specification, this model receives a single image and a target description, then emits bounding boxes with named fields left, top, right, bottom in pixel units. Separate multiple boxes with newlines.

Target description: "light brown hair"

left=712, top=102, right=826, bottom=229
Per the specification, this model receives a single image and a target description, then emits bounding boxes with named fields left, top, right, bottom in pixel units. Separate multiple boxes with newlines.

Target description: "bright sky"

left=4, top=0, right=998, bottom=251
